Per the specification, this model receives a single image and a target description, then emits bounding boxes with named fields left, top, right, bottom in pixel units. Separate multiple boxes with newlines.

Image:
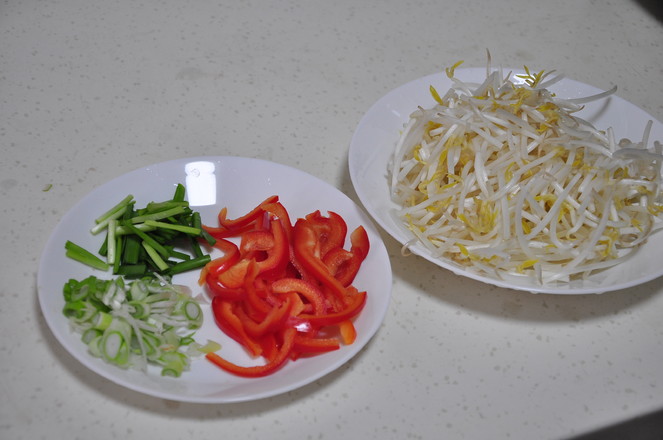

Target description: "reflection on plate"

left=38, top=156, right=392, bottom=403
left=349, top=67, right=663, bottom=294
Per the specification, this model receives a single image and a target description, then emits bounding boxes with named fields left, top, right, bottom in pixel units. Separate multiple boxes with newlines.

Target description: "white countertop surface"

left=2, top=0, right=663, bottom=439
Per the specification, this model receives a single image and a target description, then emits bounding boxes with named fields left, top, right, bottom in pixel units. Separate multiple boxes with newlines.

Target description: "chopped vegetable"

left=61, top=183, right=217, bottom=377
left=200, top=196, right=369, bottom=377
left=62, top=274, right=211, bottom=376
left=65, top=240, right=110, bottom=271
left=389, top=59, right=663, bottom=284
left=66, top=183, right=214, bottom=278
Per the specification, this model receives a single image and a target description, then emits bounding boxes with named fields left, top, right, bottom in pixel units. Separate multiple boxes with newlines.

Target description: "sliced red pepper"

left=217, top=258, right=252, bottom=289
left=293, top=219, right=349, bottom=303
left=322, top=247, right=354, bottom=280
left=217, top=195, right=278, bottom=230
left=303, top=211, right=347, bottom=258
left=298, top=290, right=367, bottom=327
left=239, top=230, right=274, bottom=257
left=202, top=222, right=256, bottom=240
left=285, top=291, right=309, bottom=316
left=320, top=284, right=345, bottom=314
left=349, top=226, right=370, bottom=261
left=255, top=218, right=289, bottom=277
left=205, top=279, right=246, bottom=300
left=199, top=238, right=240, bottom=284
left=285, top=315, right=313, bottom=333
left=325, top=211, right=348, bottom=256
left=293, top=334, right=340, bottom=354
left=257, top=332, right=278, bottom=363
left=244, top=276, right=273, bottom=318
left=206, top=327, right=296, bottom=378
left=204, top=199, right=371, bottom=378
left=262, top=202, right=293, bottom=241
left=323, top=250, right=362, bottom=287
left=264, top=201, right=307, bottom=282
left=338, top=320, right=357, bottom=345
left=236, top=295, right=293, bottom=338
left=271, top=277, right=326, bottom=315
left=288, top=251, right=315, bottom=283
left=211, top=297, right=262, bottom=357
left=202, top=239, right=245, bottom=299
left=322, top=225, right=370, bottom=286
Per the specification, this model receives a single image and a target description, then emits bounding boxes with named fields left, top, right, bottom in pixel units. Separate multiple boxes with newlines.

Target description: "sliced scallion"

left=94, top=194, right=134, bottom=224
left=172, top=183, right=186, bottom=202
left=92, top=311, right=113, bottom=330
left=130, top=206, right=188, bottom=224
left=107, top=219, right=117, bottom=265
left=67, top=184, right=213, bottom=278
left=143, top=219, right=201, bottom=236
left=62, top=275, right=212, bottom=376
left=81, top=328, right=102, bottom=345
left=65, top=241, right=109, bottom=271
left=165, top=255, right=211, bottom=276
left=116, top=263, right=147, bottom=278
left=142, top=241, right=170, bottom=271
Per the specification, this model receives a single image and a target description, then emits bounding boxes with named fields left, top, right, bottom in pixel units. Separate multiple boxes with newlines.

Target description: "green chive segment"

left=65, top=241, right=110, bottom=271
left=65, top=183, right=215, bottom=278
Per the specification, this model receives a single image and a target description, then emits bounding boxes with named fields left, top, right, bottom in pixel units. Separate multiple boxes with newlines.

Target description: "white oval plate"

left=38, top=156, right=392, bottom=402
left=349, top=67, right=663, bottom=294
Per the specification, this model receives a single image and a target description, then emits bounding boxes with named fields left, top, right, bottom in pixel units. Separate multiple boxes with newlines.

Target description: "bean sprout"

left=389, top=61, right=663, bottom=285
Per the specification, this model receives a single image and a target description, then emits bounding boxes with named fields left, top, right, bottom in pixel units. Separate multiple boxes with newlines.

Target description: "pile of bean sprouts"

left=389, top=62, right=663, bottom=284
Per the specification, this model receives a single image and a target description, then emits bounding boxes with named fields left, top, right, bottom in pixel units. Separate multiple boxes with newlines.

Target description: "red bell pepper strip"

left=217, top=258, right=252, bottom=289
left=262, top=202, right=294, bottom=241
left=257, top=332, right=278, bottom=363
left=292, top=219, right=349, bottom=304
left=243, top=262, right=274, bottom=317
left=266, top=203, right=303, bottom=277
left=338, top=320, right=357, bottom=345
left=287, top=251, right=315, bottom=283
left=303, top=211, right=348, bottom=258
left=228, top=218, right=289, bottom=283
left=201, top=239, right=245, bottom=299
left=206, top=327, right=296, bottom=378
left=205, top=279, right=246, bottom=300
left=199, top=239, right=240, bottom=283
left=202, top=222, right=256, bottom=240
left=324, top=211, right=348, bottom=256
left=211, top=297, right=263, bottom=357
left=298, top=290, right=367, bottom=327
left=339, top=226, right=370, bottom=286
left=285, top=291, right=309, bottom=316
left=236, top=295, right=293, bottom=338
left=322, top=225, right=370, bottom=286
left=322, top=251, right=359, bottom=287
left=293, top=334, right=341, bottom=354
left=271, top=277, right=326, bottom=315
left=350, top=225, right=370, bottom=260
left=217, top=195, right=278, bottom=229
left=255, top=218, right=289, bottom=277
left=239, top=230, right=275, bottom=256
left=323, top=248, right=353, bottom=268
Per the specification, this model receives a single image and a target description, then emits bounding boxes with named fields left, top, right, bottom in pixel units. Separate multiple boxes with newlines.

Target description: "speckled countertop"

left=2, top=1, right=663, bottom=439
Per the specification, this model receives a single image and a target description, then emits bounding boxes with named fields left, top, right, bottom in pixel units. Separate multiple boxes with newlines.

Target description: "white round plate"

left=349, top=67, right=663, bottom=294
left=38, top=156, right=392, bottom=402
